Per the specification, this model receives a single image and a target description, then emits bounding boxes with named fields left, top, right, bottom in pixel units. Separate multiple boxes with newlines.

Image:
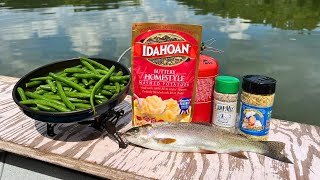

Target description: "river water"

left=0, top=0, right=319, bottom=125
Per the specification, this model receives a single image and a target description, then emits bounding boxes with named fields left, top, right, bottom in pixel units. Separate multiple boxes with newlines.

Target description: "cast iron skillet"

left=12, top=58, right=131, bottom=124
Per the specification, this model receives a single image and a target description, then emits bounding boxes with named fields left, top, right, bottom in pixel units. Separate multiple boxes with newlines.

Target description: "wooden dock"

left=0, top=75, right=319, bottom=180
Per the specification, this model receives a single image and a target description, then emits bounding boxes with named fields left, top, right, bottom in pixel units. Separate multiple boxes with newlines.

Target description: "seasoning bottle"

left=212, top=76, right=240, bottom=130
left=239, top=75, right=276, bottom=141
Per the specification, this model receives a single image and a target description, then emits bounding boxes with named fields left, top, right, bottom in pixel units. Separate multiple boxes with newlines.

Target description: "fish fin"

left=260, top=141, right=293, bottom=164
left=155, top=138, right=176, bottom=144
left=229, top=151, right=248, bottom=159
left=191, top=122, right=212, bottom=126
left=199, top=148, right=217, bottom=154
left=235, top=133, right=248, bottom=138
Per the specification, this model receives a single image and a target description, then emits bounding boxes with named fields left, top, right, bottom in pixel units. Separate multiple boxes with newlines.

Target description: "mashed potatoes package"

left=131, top=23, right=202, bottom=126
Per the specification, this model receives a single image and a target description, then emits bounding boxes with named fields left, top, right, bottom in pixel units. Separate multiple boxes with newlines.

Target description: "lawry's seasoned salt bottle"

left=212, top=76, right=240, bottom=132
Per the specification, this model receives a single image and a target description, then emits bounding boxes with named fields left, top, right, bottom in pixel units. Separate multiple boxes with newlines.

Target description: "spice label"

left=131, top=23, right=202, bottom=126
left=213, top=99, right=237, bottom=127
left=239, top=102, right=272, bottom=136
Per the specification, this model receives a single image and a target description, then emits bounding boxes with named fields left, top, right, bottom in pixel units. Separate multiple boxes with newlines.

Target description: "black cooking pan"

left=12, top=58, right=131, bottom=124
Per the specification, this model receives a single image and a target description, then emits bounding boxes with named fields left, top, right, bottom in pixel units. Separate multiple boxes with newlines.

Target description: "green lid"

left=215, top=76, right=240, bottom=94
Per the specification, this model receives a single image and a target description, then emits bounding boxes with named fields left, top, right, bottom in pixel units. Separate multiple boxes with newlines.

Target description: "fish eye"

left=129, top=127, right=139, bottom=133
left=133, top=127, right=139, bottom=132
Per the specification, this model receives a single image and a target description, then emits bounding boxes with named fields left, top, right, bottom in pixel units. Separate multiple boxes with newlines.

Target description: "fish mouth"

left=123, top=129, right=137, bottom=137
left=123, top=132, right=133, bottom=137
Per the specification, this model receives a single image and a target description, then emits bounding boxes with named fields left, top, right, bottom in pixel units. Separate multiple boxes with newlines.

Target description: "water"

left=0, top=0, right=319, bottom=126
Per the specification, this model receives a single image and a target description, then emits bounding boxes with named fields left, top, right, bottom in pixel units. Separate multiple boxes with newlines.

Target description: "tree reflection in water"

left=177, top=0, right=320, bottom=31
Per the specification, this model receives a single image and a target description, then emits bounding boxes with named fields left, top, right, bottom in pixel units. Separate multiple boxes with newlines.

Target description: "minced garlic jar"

left=239, top=75, right=276, bottom=141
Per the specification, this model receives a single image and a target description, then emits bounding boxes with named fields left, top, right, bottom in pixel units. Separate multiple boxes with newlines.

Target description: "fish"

left=124, top=122, right=293, bottom=164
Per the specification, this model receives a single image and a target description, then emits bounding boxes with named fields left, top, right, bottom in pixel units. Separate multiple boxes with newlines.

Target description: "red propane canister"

left=192, top=54, right=219, bottom=123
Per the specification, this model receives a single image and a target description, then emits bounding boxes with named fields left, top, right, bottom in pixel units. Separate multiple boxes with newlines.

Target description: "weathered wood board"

left=0, top=75, right=319, bottom=180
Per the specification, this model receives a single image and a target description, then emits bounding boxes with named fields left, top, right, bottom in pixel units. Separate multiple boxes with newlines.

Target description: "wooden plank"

left=0, top=76, right=319, bottom=180
left=0, top=75, right=19, bottom=83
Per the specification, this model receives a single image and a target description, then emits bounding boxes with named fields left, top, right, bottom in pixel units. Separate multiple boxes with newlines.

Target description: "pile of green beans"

left=17, top=57, right=130, bottom=114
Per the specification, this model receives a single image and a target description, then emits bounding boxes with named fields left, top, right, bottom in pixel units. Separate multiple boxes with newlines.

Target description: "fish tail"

left=260, top=141, right=293, bottom=164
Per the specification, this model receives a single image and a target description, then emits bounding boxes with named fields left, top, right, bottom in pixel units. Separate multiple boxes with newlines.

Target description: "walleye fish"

left=124, top=122, right=293, bottom=164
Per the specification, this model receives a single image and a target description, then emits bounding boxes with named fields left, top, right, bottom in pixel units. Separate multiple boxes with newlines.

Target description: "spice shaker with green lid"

left=212, top=76, right=240, bottom=128
left=239, top=75, right=276, bottom=141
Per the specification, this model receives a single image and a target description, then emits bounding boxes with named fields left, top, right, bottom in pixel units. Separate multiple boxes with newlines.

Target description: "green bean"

left=73, top=73, right=103, bottom=79
left=26, top=81, right=42, bottom=88
left=46, top=79, right=57, bottom=93
left=80, top=57, right=109, bottom=71
left=25, top=91, right=66, bottom=107
left=20, top=100, right=70, bottom=112
left=120, top=86, right=125, bottom=91
left=108, top=89, right=116, bottom=93
left=56, top=71, right=64, bottom=75
left=44, top=92, right=55, bottom=95
left=31, top=107, right=40, bottom=110
left=67, top=77, right=77, bottom=82
left=103, top=85, right=116, bottom=90
left=110, top=75, right=130, bottom=82
left=111, top=93, right=118, bottom=99
left=80, top=60, right=100, bottom=75
left=17, top=87, right=28, bottom=101
left=81, top=68, right=95, bottom=74
left=65, top=92, right=105, bottom=99
left=95, top=99, right=104, bottom=104
left=64, top=68, right=86, bottom=74
left=37, top=104, right=57, bottom=112
left=43, top=94, right=90, bottom=103
left=56, top=81, right=75, bottom=111
left=30, top=76, right=53, bottom=81
left=96, top=87, right=103, bottom=94
left=78, top=84, right=85, bottom=89
left=82, top=79, right=89, bottom=86
left=58, top=72, right=68, bottom=77
left=88, top=79, right=96, bottom=86
left=101, top=90, right=113, bottom=96
left=74, top=103, right=91, bottom=109
left=39, top=85, right=52, bottom=91
left=42, top=94, right=62, bottom=100
left=34, top=89, right=48, bottom=95
left=90, top=65, right=115, bottom=113
left=96, top=69, right=109, bottom=75
left=116, top=71, right=124, bottom=76
left=63, top=87, right=72, bottom=91
left=49, top=72, right=90, bottom=93
left=69, top=98, right=89, bottom=103
left=115, top=82, right=120, bottom=94
left=121, top=80, right=128, bottom=84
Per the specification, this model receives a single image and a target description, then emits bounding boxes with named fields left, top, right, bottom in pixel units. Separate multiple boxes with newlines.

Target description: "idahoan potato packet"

left=131, top=22, right=202, bottom=126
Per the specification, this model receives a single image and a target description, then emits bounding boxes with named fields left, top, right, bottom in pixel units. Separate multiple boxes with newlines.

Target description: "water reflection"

left=1, top=0, right=140, bottom=10
left=218, top=18, right=251, bottom=40
left=178, top=0, right=320, bottom=31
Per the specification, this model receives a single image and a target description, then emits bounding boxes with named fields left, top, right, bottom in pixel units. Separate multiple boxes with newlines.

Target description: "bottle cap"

left=215, top=76, right=240, bottom=94
left=242, top=75, right=276, bottom=95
